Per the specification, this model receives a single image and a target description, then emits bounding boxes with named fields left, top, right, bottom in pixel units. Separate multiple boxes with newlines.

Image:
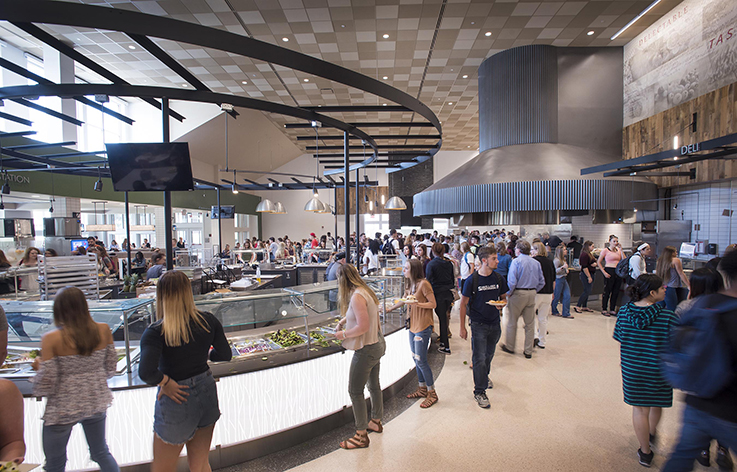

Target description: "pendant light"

left=317, top=201, right=332, bottom=214
left=232, top=170, right=239, bottom=194
left=256, top=198, right=276, bottom=213
left=94, top=166, right=104, bottom=192
left=304, top=123, right=325, bottom=212
left=273, top=201, right=287, bottom=214
left=384, top=196, right=407, bottom=210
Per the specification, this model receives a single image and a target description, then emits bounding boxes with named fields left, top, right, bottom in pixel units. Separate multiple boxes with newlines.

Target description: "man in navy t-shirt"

left=459, top=246, right=508, bottom=409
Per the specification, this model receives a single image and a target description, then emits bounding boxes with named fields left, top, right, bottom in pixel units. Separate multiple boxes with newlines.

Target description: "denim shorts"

left=153, top=370, right=220, bottom=445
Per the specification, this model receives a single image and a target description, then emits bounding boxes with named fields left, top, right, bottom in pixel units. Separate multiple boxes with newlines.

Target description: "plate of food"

left=395, top=295, right=418, bottom=303
left=486, top=300, right=507, bottom=307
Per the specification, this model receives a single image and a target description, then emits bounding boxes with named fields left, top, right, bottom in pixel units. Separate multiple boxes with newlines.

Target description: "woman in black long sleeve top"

left=139, top=271, right=231, bottom=472
left=425, top=242, right=455, bottom=354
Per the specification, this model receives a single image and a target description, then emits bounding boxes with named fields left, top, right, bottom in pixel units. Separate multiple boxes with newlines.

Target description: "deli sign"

left=681, top=143, right=701, bottom=155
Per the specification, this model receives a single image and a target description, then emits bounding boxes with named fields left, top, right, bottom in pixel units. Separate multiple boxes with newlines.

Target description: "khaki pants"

left=505, top=290, right=536, bottom=355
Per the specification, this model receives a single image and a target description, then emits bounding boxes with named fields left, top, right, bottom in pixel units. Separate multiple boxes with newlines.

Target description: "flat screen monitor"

left=105, top=142, right=194, bottom=192
left=71, top=239, right=88, bottom=252
left=211, top=205, right=235, bottom=219
left=679, top=242, right=696, bottom=259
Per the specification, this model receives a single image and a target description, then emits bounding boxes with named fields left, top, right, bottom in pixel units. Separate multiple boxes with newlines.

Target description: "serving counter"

left=3, top=277, right=413, bottom=470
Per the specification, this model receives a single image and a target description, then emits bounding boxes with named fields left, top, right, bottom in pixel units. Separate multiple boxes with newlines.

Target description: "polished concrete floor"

left=284, top=301, right=722, bottom=472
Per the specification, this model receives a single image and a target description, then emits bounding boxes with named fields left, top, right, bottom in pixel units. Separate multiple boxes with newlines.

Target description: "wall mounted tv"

left=211, top=205, right=235, bottom=219
left=105, top=143, right=194, bottom=192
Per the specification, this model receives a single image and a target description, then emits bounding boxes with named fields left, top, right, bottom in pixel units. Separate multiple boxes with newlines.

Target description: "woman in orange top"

left=386, top=258, right=438, bottom=408
left=597, top=234, right=624, bottom=316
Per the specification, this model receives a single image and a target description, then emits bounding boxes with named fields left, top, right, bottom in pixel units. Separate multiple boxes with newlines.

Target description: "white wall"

left=432, top=150, right=479, bottom=184
left=670, top=181, right=737, bottom=255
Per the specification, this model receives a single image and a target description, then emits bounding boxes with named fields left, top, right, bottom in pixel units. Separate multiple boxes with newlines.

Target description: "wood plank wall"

left=335, top=186, right=388, bottom=215
left=622, top=81, right=737, bottom=188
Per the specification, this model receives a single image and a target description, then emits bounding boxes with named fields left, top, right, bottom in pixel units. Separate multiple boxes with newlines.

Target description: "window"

left=25, top=56, right=63, bottom=144
left=364, top=214, right=389, bottom=237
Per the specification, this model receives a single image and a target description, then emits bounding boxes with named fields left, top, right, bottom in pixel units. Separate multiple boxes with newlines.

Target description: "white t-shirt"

left=460, top=252, right=477, bottom=280
left=363, top=250, right=379, bottom=273
left=629, top=252, right=647, bottom=279
left=391, top=238, right=400, bottom=252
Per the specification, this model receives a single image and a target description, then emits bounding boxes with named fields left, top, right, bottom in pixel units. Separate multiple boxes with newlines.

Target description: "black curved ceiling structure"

left=0, top=0, right=442, bottom=181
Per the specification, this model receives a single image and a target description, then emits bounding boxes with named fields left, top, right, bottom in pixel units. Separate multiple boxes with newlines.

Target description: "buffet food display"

left=1, top=278, right=395, bottom=388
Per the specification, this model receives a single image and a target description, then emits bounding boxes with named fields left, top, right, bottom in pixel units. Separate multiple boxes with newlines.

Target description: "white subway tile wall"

left=571, top=216, right=634, bottom=249
left=671, top=182, right=737, bottom=256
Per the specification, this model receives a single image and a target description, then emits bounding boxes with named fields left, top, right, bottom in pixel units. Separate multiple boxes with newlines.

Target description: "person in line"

left=575, top=241, right=597, bottom=313
left=630, top=243, right=653, bottom=281
left=44, top=249, right=58, bottom=258
left=310, top=232, right=319, bottom=249
left=327, top=252, right=346, bottom=281
left=502, top=240, right=545, bottom=359
left=363, top=239, right=380, bottom=275
left=496, top=242, right=512, bottom=281
left=275, top=242, right=288, bottom=260
left=567, top=236, right=583, bottom=261
left=531, top=242, right=556, bottom=349
left=121, top=239, right=129, bottom=251
left=656, top=246, right=690, bottom=312
left=19, top=247, right=40, bottom=267
left=0, top=378, right=25, bottom=464
left=459, top=246, right=508, bottom=408
left=613, top=274, right=677, bottom=468
left=32, top=287, right=119, bottom=472
left=132, top=251, right=148, bottom=273
left=109, top=240, right=120, bottom=251
left=333, top=264, right=385, bottom=449
left=450, top=242, right=462, bottom=263
left=426, top=243, right=456, bottom=354
left=459, top=242, right=476, bottom=290
left=146, top=253, right=166, bottom=280
left=385, top=259, right=438, bottom=408
left=95, top=245, right=117, bottom=276
left=551, top=245, right=574, bottom=319
left=0, top=251, right=11, bottom=295
left=415, top=244, right=430, bottom=273
left=669, top=268, right=732, bottom=469
left=598, top=235, right=624, bottom=317
left=176, top=238, right=186, bottom=249
left=139, top=271, right=232, bottom=472
left=662, top=254, right=737, bottom=472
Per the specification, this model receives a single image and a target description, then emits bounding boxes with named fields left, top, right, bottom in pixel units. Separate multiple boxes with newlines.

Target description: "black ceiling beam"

left=582, top=132, right=737, bottom=175
left=301, top=106, right=409, bottom=113
left=313, top=152, right=431, bottom=158
left=285, top=122, right=435, bottom=129
left=307, top=144, right=437, bottom=150
left=318, top=159, right=414, bottom=164
left=0, top=83, right=380, bottom=164
left=603, top=148, right=737, bottom=177
left=37, top=150, right=105, bottom=159
left=325, top=165, right=400, bottom=169
left=290, top=177, right=311, bottom=188
left=1, top=146, right=87, bottom=168
left=0, top=131, right=37, bottom=138
left=10, top=21, right=185, bottom=122
left=0, top=57, right=134, bottom=125
left=242, top=178, right=269, bottom=189
left=6, top=141, right=76, bottom=150
left=643, top=169, right=696, bottom=179
left=0, top=1, right=442, bottom=176
left=0, top=111, right=33, bottom=126
left=10, top=98, right=83, bottom=126
left=298, top=134, right=441, bottom=141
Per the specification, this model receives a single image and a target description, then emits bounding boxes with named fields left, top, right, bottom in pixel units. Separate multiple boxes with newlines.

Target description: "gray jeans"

left=348, top=334, right=386, bottom=430
left=505, top=289, right=537, bottom=355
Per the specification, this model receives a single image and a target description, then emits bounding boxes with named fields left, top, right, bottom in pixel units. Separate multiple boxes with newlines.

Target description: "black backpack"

left=615, top=253, right=635, bottom=284
left=382, top=241, right=395, bottom=255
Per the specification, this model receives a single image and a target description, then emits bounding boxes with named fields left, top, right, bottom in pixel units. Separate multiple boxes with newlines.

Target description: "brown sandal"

left=406, top=386, right=428, bottom=399
left=339, top=431, right=369, bottom=449
left=420, top=390, right=438, bottom=408
left=367, top=419, right=383, bottom=433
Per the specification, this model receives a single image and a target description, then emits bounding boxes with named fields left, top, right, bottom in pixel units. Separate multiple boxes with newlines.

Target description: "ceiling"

left=0, top=0, right=683, bottom=154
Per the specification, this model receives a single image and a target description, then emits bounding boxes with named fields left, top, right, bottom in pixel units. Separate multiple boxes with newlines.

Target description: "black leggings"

left=435, top=293, right=452, bottom=348
left=601, top=267, right=621, bottom=312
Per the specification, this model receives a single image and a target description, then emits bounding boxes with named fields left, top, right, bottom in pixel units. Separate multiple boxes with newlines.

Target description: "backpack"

left=615, top=252, right=634, bottom=284
left=382, top=241, right=395, bottom=255
left=660, top=295, right=737, bottom=398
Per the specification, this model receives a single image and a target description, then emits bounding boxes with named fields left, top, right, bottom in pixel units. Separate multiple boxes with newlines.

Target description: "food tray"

left=230, top=338, right=281, bottom=357
left=268, top=330, right=308, bottom=348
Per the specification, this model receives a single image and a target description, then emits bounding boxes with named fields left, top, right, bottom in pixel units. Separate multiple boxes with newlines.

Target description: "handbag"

left=450, top=288, right=461, bottom=302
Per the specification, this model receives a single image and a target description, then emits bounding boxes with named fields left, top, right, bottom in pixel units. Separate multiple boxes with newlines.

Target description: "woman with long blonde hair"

left=385, top=259, right=438, bottom=407
left=139, top=271, right=231, bottom=472
left=334, top=264, right=386, bottom=449
left=655, top=246, right=690, bottom=311
left=32, top=287, right=118, bottom=472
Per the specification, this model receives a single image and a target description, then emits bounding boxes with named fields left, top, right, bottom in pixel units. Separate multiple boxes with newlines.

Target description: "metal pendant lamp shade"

left=317, top=202, right=332, bottom=214
left=256, top=198, right=276, bottom=213
left=273, top=201, right=287, bottom=214
left=304, top=196, right=324, bottom=212
left=384, top=196, right=407, bottom=210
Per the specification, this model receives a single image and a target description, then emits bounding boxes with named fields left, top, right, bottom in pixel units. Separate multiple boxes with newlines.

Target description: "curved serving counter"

left=2, top=277, right=413, bottom=470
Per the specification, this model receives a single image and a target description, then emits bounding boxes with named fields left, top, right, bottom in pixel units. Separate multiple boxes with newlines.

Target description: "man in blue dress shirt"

left=501, top=239, right=545, bottom=359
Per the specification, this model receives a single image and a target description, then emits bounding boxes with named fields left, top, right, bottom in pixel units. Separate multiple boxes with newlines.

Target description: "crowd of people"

left=1, top=227, right=736, bottom=472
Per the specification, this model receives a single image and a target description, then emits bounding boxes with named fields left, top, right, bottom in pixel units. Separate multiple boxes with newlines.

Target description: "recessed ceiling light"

left=448, top=102, right=453, bottom=105
left=181, top=83, right=188, bottom=87
left=587, top=30, right=595, bottom=36
left=382, top=34, right=389, bottom=39
left=282, top=37, right=289, bottom=42
left=462, top=75, right=468, bottom=79
left=383, top=76, right=388, bottom=80
left=382, top=103, right=387, bottom=106
left=471, top=22, right=475, bottom=25
left=341, top=24, right=345, bottom=28
left=128, top=45, right=136, bottom=50
left=303, top=78, right=309, bottom=82
left=241, top=80, right=248, bottom=84
left=485, top=32, right=492, bottom=37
